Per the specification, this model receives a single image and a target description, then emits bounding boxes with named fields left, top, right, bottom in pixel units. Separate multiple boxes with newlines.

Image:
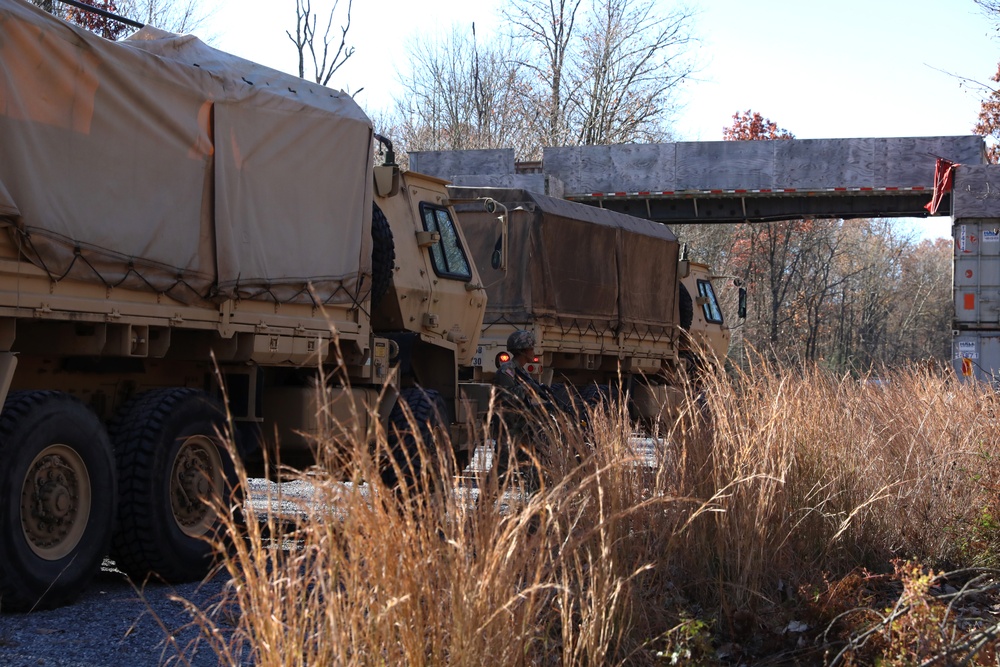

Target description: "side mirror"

left=481, top=198, right=508, bottom=273
left=372, top=133, right=400, bottom=197
left=738, top=287, right=747, bottom=320
left=373, top=164, right=399, bottom=197
left=677, top=259, right=690, bottom=279
left=491, top=236, right=503, bottom=270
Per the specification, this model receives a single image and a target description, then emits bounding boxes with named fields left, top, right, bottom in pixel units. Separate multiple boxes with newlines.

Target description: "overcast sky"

left=203, top=0, right=999, bottom=239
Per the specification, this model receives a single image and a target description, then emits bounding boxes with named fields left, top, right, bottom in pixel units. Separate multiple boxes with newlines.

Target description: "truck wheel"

left=381, top=388, right=447, bottom=491
left=371, top=202, right=395, bottom=309
left=453, top=448, right=471, bottom=474
left=0, top=391, right=115, bottom=611
left=110, top=388, right=235, bottom=583
left=584, top=382, right=621, bottom=406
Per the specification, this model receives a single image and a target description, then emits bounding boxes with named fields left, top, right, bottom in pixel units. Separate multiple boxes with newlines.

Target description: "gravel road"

left=0, top=478, right=312, bottom=667
left=0, top=561, right=235, bottom=667
left=0, top=473, right=451, bottom=667
left=0, top=441, right=660, bottom=667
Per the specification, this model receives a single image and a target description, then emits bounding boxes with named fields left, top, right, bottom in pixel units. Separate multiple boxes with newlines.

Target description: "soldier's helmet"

left=507, top=330, right=535, bottom=352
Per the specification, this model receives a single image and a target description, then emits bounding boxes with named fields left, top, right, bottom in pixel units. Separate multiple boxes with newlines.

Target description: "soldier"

left=491, top=329, right=547, bottom=485
left=492, top=329, right=544, bottom=405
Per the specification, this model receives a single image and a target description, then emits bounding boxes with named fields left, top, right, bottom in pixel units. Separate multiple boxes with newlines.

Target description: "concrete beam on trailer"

left=953, top=164, right=1000, bottom=219
left=411, top=136, right=987, bottom=223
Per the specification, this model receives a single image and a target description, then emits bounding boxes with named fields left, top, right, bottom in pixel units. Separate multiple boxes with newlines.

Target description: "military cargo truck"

left=451, top=188, right=732, bottom=422
left=0, top=0, right=493, bottom=611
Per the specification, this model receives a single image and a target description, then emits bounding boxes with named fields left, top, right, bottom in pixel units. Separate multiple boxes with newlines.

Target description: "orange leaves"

left=65, top=0, right=130, bottom=41
left=973, top=63, right=1000, bottom=164
left=723, top=110, right=795, bottom=142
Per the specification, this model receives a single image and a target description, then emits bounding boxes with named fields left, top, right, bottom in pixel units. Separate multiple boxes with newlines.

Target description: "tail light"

left=525, top=356, right=542, bottom=374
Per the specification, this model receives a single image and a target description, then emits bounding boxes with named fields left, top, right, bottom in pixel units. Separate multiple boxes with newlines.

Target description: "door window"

left=697, top=279, right=724, bottom=324
left=420, top=204, right=472, bottom=281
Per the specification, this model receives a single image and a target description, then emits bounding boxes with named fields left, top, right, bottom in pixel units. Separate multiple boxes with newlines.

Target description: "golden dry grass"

left=184, top=361, right=1000, bottom=665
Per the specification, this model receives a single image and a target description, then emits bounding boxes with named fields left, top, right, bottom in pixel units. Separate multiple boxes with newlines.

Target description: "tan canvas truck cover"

left=452, top=187, right=680, bottom=342
left=0, top=0, right=373, bottom=305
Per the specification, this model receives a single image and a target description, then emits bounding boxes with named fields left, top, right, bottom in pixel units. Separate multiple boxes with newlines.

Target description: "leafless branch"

left=286, top=0, right=354, bottom=86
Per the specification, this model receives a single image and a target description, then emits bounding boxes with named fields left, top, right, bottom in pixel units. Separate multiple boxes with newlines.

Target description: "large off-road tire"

left=371, top=202, right=395, bottom=310
left=544, top=382, right=612, bottom=412
left=453, top=448, right=471, bottom=475
left=381, top=387, right=447, bottom=491
left=581, top=382, right=617, bottom=409
left=0, top=391, right=116, bottom=612
left=110, top=388, right=236, bottom=583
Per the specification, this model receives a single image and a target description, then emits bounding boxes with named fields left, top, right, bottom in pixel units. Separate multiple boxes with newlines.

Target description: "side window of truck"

left=697, top=279, right=724, bottom=324
left=420, top=204, right=472, bottom=281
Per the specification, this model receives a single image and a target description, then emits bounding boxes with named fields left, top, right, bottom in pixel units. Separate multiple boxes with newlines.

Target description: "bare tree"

left=122, top=0, right=212, bottom=34
left=502, top=0, right=698, bottom=147
left=826, top=220, right=912, bottom=369
left=389, top=0, right=698, bottom=153
left=889, top=238, right=953, bottom=361
left=286, top=0, right=354, bottom=87
left=570, top=0, right=697, bottom=144
left=392, top=24, right=534, bottom=155
left=741, top=220, right=806, bottom=351
left=974, top=0, right=1000, bottom=19
left=502, top=0, right=583, bottom=147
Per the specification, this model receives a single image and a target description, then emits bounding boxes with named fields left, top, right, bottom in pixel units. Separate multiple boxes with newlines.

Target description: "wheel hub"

left=170, top=436, right=224, bottom=538
left=39, top=479, right=72, bottom=519
left=20, top=445, right=91, bottom=560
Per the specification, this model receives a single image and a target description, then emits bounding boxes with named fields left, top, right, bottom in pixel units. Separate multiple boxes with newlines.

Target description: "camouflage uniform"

left=490, top=331, right=546, bottom=480
left=493, top=359, right=544, bottom=406
left=491, top=329, right=543, bottom=414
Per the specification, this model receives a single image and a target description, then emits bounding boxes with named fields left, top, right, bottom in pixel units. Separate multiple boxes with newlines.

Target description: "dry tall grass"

left=182, top=361, right=1000, bottom=665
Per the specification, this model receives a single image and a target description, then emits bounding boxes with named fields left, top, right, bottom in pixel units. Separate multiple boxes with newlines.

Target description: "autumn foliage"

left=973, top=63, right=1000, bottom=163
left=723, top=109, right=794, bottom=141
left=65, top=0, right=130, bottom=40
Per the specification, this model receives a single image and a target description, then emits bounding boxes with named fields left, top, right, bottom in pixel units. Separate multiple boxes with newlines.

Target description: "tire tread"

left=0, top=391, right=114, bottom=611
left=109, top=388, right=207, bottom=581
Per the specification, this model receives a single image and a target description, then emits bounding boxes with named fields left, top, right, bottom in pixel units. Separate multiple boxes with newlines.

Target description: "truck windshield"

left=697, top=279, right=724, bottom=324
left=420, top=204, right=472, bottom=281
